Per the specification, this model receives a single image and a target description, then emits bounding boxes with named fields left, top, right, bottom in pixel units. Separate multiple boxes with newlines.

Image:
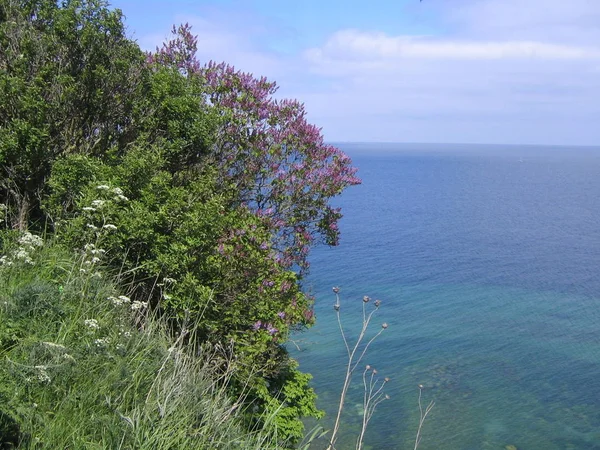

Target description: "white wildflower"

left=108, top=295, right=130, bottom=306
left=130, top=301, right=148, bottom=311
left=96, top=185, right=110, bottom=190
left=112, top=187, right=123, bottom=195
left=37, top=369, right=51, bottom=384
left=82, top=207, right=96, bottom=212
left=92, top=271, right=102, bottom=279
left=19, top=232, right=43, bottom=248
left=87, top=224, right=98, bottom=231
left=123, top=331, right=132, bottom=338
left=94, top=337, right=110, bottom=347
left=163, top=277, right=176, bottom=284
left=103, top=224, right=117, bottom=231
left=115, top=194, right=129, bottom=202
left=84, top=243, right=96, bottom=251
left=84, top=319, right=99, bottom=330
left=91, top=200, right=106, bottom=208
left=90, top=257, right=101, bottom=263
left=163, top=294, right=172, bottom=300
left=14, top=249, right=29, bottom=260
left=80, top=268, right=87, bottom=274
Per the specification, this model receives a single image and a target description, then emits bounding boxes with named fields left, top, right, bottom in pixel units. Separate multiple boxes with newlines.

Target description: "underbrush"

left=0, top=233, right=280, bottom=449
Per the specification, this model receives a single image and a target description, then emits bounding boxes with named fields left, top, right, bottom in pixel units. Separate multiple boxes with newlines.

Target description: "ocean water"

left=291, top=143, right=600, bottom=449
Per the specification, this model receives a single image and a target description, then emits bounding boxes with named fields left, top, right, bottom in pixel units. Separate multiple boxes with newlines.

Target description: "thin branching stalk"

left=327, top=289, right=388, bottom=450
left=356, top=367, right=390, bottom=450
left=414, top=385, right=435, bottom=450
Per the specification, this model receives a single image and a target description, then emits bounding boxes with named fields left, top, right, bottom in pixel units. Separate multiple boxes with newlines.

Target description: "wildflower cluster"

left=108, top=295, right=131, bottom=307
left=0, top=231, right=44, bottom=267
left=80, top=243, right=106, bottom=276
left=28, top=365, right=52, bottom=384
left=94, top=337, right=110, bottom=348
left=84, top=318, right=100, bottom=330
left=80, top=184, right=128, bottom=238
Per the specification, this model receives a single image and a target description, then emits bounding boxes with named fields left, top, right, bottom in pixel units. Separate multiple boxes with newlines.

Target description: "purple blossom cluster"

left=252, top=320, right=278, bottom=335
left=148, top=24, right=361, bottom=272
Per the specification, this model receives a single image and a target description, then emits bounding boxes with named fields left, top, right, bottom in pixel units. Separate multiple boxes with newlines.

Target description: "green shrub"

left=0, top=233, right=285, bottom=449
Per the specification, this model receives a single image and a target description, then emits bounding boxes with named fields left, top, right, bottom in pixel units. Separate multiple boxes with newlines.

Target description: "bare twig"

left=327, top=288, right=388, bottom=450
left=414, top=384, right=435, bottom=450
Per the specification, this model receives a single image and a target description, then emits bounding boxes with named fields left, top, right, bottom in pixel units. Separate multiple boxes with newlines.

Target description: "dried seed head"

left=384, top=377, right=390, bottom=382
left=374, top=299, right=381, bottom=307
left=333, top=304, right=340, bottom=311
left=385, top=394, right=390, bottom=400
left=418, top=384, right=424, bottom=389
left=366, top=364, right=371, bottom=370
left=382, top=322, right=388, bottom=329
left=332, top=286, right=340, bottom=294
left=363, top=295, right=370, bottom=303
left=373, top=369, right=378, bottom=375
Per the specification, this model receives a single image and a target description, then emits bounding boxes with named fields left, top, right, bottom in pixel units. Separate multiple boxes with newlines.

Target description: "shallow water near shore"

left=291, top=143, right=600, bottom=449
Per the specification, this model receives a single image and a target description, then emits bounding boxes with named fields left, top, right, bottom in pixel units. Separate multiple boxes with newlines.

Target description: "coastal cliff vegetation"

left=0, top=0, right=360, bottom=447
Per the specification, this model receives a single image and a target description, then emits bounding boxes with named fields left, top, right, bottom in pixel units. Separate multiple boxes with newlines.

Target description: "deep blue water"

left=292, top=143, right=600, bottom=449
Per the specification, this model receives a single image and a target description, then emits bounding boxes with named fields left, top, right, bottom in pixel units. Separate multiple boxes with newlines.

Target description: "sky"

left=110, top=0, right=600, bottom=146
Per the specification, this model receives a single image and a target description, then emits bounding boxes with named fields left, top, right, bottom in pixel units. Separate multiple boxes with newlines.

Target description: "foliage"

left=0, top=0, right=145, bottom=230
left=0, top=233, right=285, bottom=449
left=151, top=25, right=361, bottom=271
left=1, top=0, right=360, bottom=445
left=44, top=143, right=323, bottom=442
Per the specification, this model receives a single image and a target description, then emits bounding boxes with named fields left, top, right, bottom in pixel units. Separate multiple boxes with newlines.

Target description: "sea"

left=291, top=143, right=600, bottom=450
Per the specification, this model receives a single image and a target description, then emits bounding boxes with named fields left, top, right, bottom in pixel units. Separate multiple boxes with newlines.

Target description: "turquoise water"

left=292, top=143, right=600, bottom=449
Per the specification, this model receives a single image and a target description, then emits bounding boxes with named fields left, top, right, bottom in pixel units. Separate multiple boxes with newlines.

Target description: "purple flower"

left=252, top=320, right=262, bottom=330
left=266, top=324, right=278, bottom=335
left=277, top=311, right=286, bottom=319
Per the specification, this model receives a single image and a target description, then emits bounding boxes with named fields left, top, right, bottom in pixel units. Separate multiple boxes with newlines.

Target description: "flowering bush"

left=151, top=24, right=360, bottom=271
left=3, top=1, right=359, bottom=444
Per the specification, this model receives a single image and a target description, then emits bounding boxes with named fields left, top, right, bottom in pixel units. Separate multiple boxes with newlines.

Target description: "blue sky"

left=111, top=0, right=600, bottom=146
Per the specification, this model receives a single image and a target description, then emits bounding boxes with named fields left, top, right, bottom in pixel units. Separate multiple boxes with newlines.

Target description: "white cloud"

left=305, top=30, right=600, bottom=63
left=133, top=0, right=600, bottom=145
left=296, top=0, right=600, bottom=145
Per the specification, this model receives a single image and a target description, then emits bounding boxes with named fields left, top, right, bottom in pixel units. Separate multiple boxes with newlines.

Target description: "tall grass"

left=0, top=232, right=281, bottom=449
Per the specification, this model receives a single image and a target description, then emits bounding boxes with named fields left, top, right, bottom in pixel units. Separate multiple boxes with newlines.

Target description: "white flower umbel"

left=94, top=337, right=110, bottom=347
left=18, top=232, right=43, bottom=249
left=130, top=301, right=148, bottom=311
left=84, top=319, right=99, bottom=330
left=108, top=295, right=131, bottom=306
